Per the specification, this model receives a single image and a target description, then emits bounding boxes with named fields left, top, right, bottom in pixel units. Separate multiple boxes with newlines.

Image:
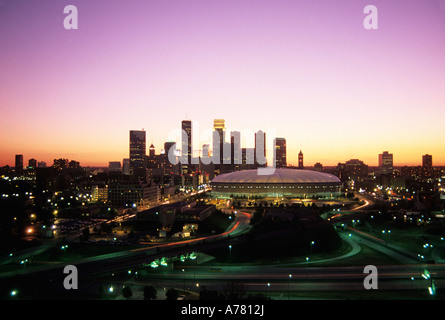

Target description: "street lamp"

left=61, top=245, right=68, bottom=257
left=309, top=241, right=315, bottom=256
left=20, top=259, right=29, bottom=268
left=182, top=268, right=186, bottom=291
left=228, top=245, right=232, bottom=262
left=288, top=274, right=292, bottom=300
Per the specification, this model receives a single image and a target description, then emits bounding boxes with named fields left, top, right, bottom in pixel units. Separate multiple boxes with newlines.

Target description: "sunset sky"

left=1, top=0, right=445, bottom=168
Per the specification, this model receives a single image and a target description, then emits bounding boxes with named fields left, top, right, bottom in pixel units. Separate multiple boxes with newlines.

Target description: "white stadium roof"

left=211, top=168, right=341, bottom=184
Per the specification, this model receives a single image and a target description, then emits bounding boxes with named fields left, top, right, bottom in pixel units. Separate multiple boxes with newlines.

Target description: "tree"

left=165, top=288, right=179, bottom=300
left=200, top=289, right=225, bottom=300
left=122, top=286, right=132, bottom=299
left=250, top=206, right=265, bottom=225
left=97, top=284, right=104, bottom=297
left=224, top=281, right=246, bottom=300
left=82, top=227, right=90, bottom=238
left=143, top=285, right=157, bottom=300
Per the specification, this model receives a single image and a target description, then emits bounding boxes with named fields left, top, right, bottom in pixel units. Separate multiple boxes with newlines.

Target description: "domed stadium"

left=210, top=168, right=342, bottom=198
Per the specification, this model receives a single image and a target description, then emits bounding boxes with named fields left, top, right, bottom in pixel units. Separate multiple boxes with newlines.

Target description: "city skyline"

left=4, top=123, right=439, bottom=170
left=2, top=119, right=442, bottom=170
left=1, top=1, right=445, bottom=167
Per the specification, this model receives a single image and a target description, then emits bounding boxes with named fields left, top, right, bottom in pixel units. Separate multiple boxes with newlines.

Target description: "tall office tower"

left=422, top=154, right=433, bottom=180
left=230, top=131, right=241, bottom=166
left=254, top=130, right=266, bottom=167
left=298, top=150, right=304, bottom=169
left=222, top=142, right=231, bottom=165
left=274, top=138, right=287, bottom=168
left=15, top=154, right=24, bottom=175
left=213, top=119, right=225, bottom=164
left=28, top=158, right=37, bottom=169
left=379, top=151, right=393, bottom=175
left=181, top=120, right=192, bottom=174
left=202, top=144, right=210, bottom=158
left=129, top=130, right=146, bottom=174
left=164, top=141, right=175, bottom=157
left=122, top=158, right=130, bottom=175
left=149, top=144, right=155, bottom=158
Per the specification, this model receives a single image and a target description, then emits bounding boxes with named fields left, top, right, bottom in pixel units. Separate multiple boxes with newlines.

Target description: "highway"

left=0, top=211, right=252, bottom=280
left=99, top=261, right=445, bottom=299
left=2, top=200, right=444, bottom=300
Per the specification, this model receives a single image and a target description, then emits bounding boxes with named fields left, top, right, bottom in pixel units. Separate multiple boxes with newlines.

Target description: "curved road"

left=0, top=211, right=252, bottom=280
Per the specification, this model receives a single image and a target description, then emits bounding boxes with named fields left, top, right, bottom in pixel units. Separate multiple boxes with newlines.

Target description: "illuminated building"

left=274, top=138, right=287, bottom=168
left=181, top=120, right=192, bottom=175
left=213, top=119, right=225, bottom=165
left=255, top=130, right=266, bottom=167
left=28, top=158, right=37, bottom=169
left=53, top=158, right=69, bottom=171
left=422, top=154, right=433, bottom=180
left=210, top=168, right=342, bottom=198
left=379, top=151, right=393, bottom=175
left=129, top=130, right=146, bottom=174
left=107, top=181, right=159, bottom=208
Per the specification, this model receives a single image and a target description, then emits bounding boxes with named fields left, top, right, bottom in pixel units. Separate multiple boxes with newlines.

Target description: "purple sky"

left=1, top=0, right=445, bottom=167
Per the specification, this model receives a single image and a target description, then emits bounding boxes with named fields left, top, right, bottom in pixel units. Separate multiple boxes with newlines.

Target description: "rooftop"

left=211, top=168, right=341, bottom=184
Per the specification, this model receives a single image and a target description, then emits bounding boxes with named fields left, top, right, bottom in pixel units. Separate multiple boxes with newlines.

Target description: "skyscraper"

left=129, top=130, right=146, bottom=174
left=122, top=158, right=130, bottom=175
left=15, top=154, right=23, bottom=175
left=230, top=131, right=241, bottom=166
left=274, top=138, right=287, bottom=168
left=423, top=154, right=433, bottom=168
left=181, top=120, right=192, bottom=174
left=298, top=150, right=304, bottom=169
left=379, top=151, right=393, bottom=175
left=202, top=144, right=210, bottom=158
left=213, top=119, right=225, bottom=165
left=213, top=119, right=225, bottom=137
left=422, top=154, right=433, bottom=180
left=28, top=158, right=37, bottom=169
left=255, top=130, right=266, bottom=167
left=149, top=144, right=155, bottom=158
left=164, top=141, right=175, bottom=157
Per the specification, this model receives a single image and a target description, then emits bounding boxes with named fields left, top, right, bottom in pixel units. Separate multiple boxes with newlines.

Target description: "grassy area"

left=202, top=219, right=344, bottom=265
left=24, top=242, right=142, bottom=264
left=322, top=242, right=401, bottom=267
left=202, top=235, right=400, bottom=268
left=353, top=220, right=445, bottom=261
